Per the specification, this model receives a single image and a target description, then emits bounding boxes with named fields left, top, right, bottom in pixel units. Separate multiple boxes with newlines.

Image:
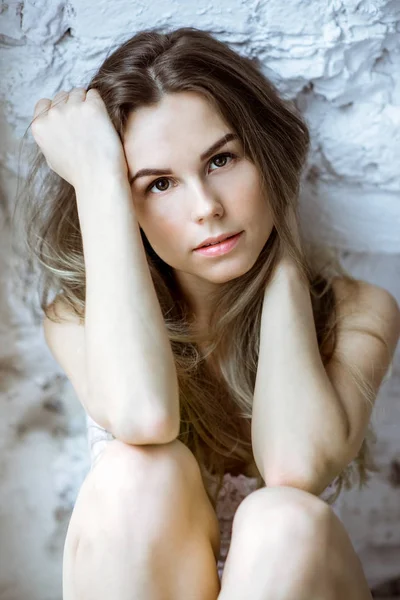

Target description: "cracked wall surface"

left=0, top=1, right=399, bottom=598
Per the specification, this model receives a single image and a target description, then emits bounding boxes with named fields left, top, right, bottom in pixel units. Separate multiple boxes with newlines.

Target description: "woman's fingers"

left=67, top=87, right=87, bottom=103
left=32, top=87, right=87, bottom=122
left=33, top=98, right=52, bottom=120
left=51, top=90, right=69, bottom=107
left=32, top=90, right=68, bottom=122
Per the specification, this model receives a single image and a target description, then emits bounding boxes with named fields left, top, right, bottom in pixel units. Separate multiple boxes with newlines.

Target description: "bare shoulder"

left=43, top=295, right=90, bottom=410
left=331, top=276, right=400, bottom=354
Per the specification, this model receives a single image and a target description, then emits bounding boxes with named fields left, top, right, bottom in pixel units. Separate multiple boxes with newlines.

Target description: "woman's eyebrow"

left=128, top=132, right=238, bottom=185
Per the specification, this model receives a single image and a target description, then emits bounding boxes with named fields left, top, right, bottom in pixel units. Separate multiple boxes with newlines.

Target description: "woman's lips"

left=193, top=231, right=243, bottom=256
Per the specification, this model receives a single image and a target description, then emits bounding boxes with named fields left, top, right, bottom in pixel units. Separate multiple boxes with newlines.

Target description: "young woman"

left=19, top=26, right=399, bottom=600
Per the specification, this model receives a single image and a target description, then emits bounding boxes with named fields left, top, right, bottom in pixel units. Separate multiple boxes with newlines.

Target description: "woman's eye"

left=209, top=152, right=236, bottom=171
left=147, top=178, right=170, bottom=194
left=146, top=152, right=236, bottom=195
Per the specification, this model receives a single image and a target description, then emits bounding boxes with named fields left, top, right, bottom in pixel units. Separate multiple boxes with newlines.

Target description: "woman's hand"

left=31, top=87, right=129, bottom=190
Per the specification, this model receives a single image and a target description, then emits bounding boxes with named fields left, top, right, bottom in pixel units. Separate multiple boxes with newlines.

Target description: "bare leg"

left=63, top=438, right=221, bottom=600
left=218, top=486, right=372, bottom=600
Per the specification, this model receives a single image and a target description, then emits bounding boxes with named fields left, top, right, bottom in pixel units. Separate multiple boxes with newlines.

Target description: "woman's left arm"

left=252, top=231, right=400, bottom=497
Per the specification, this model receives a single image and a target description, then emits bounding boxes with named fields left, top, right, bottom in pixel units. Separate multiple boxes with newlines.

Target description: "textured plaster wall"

left=0, top=1, right=399, bottom=598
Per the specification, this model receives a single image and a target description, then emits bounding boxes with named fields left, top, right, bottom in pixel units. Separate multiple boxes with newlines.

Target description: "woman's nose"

left=190, top=181, right=224, bottom=218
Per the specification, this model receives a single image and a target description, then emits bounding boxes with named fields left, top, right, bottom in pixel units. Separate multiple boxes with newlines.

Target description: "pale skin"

left=34, top=89, right=400, bottom=599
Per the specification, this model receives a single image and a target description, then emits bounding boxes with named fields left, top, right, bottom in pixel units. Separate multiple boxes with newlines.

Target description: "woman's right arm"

left=75, top=174, right=180, bottom=445
left=32, top=87, right=180, bottom=445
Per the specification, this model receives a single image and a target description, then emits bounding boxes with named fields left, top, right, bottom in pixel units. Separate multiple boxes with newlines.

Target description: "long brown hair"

left=14, top=26, right=387, bottom=507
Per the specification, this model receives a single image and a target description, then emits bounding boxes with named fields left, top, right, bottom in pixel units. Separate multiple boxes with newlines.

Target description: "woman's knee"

left=232, top=485, right=332, bottom=548
left=227, top=487, right=371, bottom=598
left=69, top=437, right=214, bottom=547
left=90, top=437, right=203, bottom=493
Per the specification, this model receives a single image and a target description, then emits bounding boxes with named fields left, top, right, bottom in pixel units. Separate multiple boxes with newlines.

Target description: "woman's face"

left=122, top=91, right=274, bottom=324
